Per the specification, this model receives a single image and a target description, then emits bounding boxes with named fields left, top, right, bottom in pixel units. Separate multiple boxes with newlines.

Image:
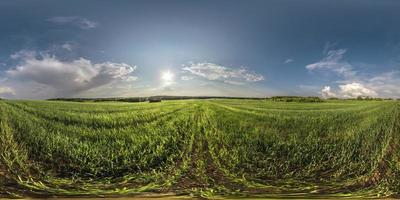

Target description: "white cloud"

left=366, top=71, right=400, bottom=98
left=305, top=47, right=397, bottom=98
left=284, top=58, right=294, bottom=64
left=320, top=71, right=400, bottom=99
left=323, top=41, right=337, bottom=55
left=223, top=80, right=245, bottom=85
left=306, top=49, right=355, bottom=77
left=180, top=75, right=194, bottom=81
left=181, top=62, right=264, bottom=85
left=0, top=86, right=15, bottom=96
left=6, top=51, right=136, bottom=97
left=48, top=16, right=98, bottom=29
left=124, top=76, right=138, bottom=82
left=61, top=42, right=73, bottom=51
left=321, top=82, right=377, bottom=98
left=10, top=50, right=36, bottom=60
left=339, top=82, right=377, bottom=98
left=320, top=86, right=336, bottom=98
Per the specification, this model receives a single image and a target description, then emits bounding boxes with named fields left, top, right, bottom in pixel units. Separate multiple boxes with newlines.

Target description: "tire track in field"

left=170, top=104, right=206, bottom=192
left=363, top=103, right=399, bottom=189
left=0, top=103, right=37, bottom=198
left=5, top=101, right=187, bottom=129
left=198, top=103, right=322, bottom=197
left=12, top=101, right=185, bottom=114
left=170, top=103, right=245, bottom=196
left=201, top=105, right=247, bottom=193
left=3, top=103, right=195, bottom=184
left=209, top=100, right=388, bottom=117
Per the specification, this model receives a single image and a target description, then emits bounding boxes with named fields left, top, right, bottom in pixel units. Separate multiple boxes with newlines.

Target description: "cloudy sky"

left=1, top=0, right=400, bottom=99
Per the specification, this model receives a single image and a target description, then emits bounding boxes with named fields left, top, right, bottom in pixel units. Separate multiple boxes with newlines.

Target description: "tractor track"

left=170, top=104, right=245, bottom=195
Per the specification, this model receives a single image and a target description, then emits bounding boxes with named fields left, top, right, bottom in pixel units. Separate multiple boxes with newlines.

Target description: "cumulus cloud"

left=6, top=51, right=137, bottom=97
left=181, top=62, right=264, bottom=85
left=365, top=71, right=400, bottom=98
left=0, top=86, right=15, bottom=96
left=306, top=49, right=355, bottom=77
left=320, top=82, right=378, bottom=99
left=305, top=47, right=400, bottom=98
left=48, top=16, right=98, bottom=29
left=320, top=71, right=400, bottom=99
left=320, top=86, right=336, bottom=98
left=338, top=82, right=377, bottom=98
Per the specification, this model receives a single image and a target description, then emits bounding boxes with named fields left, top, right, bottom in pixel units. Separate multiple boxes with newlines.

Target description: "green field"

left=0, top=99, right=399, bottom=198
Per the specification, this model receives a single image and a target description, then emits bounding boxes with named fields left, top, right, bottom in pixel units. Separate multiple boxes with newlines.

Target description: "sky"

left=0, top=0, right=400, bottom=99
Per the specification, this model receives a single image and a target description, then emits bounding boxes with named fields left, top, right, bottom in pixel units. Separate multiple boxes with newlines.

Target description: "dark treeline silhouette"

left=269, top=96, right=323, bottom=102
left=46, top=95, right=399, bottom=103
left=329, top=96, right=396, bottom=101
left=48, top=95, right=266, bottom=102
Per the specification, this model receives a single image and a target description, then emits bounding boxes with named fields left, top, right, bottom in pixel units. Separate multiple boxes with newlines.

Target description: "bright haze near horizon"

left=0, top=0, right=400, bottom=99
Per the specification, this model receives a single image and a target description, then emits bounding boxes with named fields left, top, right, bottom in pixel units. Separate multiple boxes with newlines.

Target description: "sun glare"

left=161, top=70, right=174, bottom=82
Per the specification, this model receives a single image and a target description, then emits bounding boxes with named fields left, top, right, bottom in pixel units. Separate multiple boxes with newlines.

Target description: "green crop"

left=0, top=99, right=399, bottom=198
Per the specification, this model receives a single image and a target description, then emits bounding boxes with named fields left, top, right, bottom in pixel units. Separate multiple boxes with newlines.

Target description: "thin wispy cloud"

left=223, top=80, right=245, bottom=85
left=61, top=42, right=73, bottom=51
left=180, top=75, right=194, bottom=81
left=322, top=41, right=337, bottom=55
left=48, top=16, right=98, bottom=29
left=284, top=58, right=294, bottom=64
left=307, top=46, right=400, bottom=98
left=181, top=62, right=264, bottom=85
left=306, top=49, right=355, bottom=77
left=365, top=71, right=400, bottom=98
left=10, top=50, right=36, bottom=60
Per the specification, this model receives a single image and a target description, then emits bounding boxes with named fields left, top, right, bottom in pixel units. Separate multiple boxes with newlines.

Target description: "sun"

left=161, top=70, right=174, bottom=82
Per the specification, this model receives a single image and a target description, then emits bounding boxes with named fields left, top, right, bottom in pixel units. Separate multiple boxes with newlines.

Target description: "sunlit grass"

left=0, top=99, right=399, bottom=198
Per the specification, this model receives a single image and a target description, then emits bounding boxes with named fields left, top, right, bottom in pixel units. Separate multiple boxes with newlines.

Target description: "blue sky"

left=0, top=0, right=400, bottom=99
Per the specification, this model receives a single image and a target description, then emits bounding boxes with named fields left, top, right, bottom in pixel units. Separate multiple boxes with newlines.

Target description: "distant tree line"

left=268, top=96, right=324, bottom=102
left=48, top=97, right=149, bottom=102
left=328, top=96, right=396, bottom=101
left=47, top=95, right=400, bottom=103
left=47, top=96, right=266, bottom=102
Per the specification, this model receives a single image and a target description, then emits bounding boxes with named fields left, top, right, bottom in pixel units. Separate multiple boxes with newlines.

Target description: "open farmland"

left=0, top=99, right=399, bottom=198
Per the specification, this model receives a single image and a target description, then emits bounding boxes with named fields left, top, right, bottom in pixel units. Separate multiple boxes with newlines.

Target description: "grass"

left=0, top=99, right=399, bottom=198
